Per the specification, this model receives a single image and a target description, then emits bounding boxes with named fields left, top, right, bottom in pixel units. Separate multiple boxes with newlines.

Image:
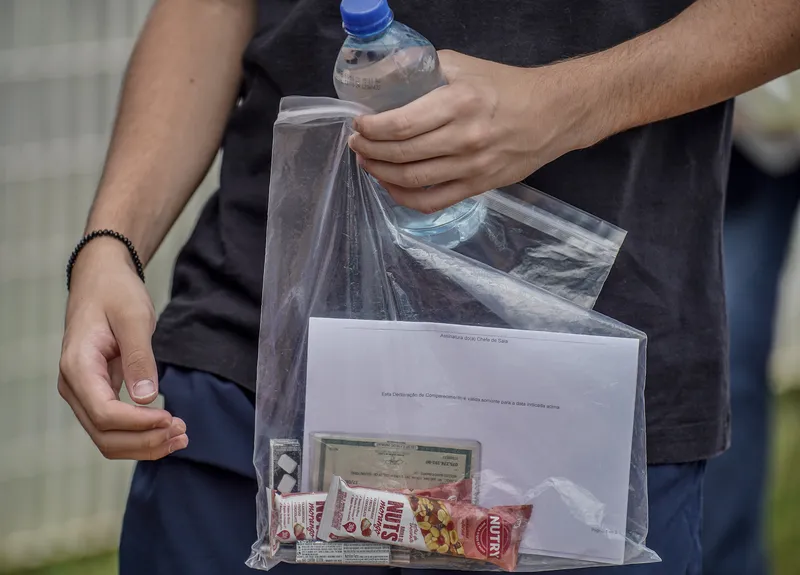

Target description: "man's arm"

left=589, top=0, right=800, bottom=140
left=87, top=0, right=256, bottom=264
left=350, top=0, right=800, bottom=213
left=59, top=0, right=256, bottom=462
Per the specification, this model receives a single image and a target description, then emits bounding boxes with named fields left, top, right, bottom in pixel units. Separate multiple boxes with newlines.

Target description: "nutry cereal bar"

left=319, top=476, right=532, bottom=571
left=268, top=479, right=473, bottom=554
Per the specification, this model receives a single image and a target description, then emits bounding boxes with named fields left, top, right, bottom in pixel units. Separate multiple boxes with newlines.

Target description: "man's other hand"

left=58, top=239, right=188, bottom=460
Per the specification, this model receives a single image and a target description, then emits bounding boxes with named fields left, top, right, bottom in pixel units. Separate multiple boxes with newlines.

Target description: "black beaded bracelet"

left=66, top=229, right=145, bottom=290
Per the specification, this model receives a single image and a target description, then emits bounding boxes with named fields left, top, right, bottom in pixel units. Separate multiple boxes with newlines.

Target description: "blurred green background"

left=2, top=1, right=799, bottom=575
left=771, top=392, right=800, bottom=575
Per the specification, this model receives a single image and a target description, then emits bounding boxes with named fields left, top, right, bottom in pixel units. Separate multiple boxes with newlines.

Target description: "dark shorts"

left=120, top=365, right=706, bottom=575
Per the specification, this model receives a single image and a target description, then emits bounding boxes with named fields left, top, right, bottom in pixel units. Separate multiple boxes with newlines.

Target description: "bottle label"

left=334, top=70, right=383, bottom=91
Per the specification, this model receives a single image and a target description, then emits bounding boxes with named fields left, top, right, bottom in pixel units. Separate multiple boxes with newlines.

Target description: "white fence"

left=0, top=0, right=216, bottom=570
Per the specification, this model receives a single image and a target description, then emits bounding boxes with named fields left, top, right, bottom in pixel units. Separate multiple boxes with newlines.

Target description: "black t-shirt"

left=152, top=0, right=731, bottom=465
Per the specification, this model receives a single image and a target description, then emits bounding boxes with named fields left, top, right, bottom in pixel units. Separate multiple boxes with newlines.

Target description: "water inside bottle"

left=334, top=20, right=486, bottom=248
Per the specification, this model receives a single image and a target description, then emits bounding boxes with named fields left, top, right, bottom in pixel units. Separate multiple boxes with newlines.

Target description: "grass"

left=769, top=389, right=800, bottom=574
left=8, top=553, right=117, bottom=575
left=8, top=390, right=800, bottom=575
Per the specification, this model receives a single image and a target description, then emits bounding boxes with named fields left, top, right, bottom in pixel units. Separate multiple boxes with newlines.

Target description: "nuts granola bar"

left=319, top=476, right=531, bottom=571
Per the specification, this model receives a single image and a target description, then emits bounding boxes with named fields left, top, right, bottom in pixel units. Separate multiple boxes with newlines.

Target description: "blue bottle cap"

left=340, top=0, right=394, bottom=37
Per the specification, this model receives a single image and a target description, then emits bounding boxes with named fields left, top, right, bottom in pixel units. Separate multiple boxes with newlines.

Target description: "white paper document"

left=303, top=318, right=641, bottom=564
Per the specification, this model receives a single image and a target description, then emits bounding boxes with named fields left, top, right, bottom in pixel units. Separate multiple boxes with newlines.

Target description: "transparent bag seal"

left=248, top=96, right=658, bottom=572
left=453, top=184, right=625, bottom=310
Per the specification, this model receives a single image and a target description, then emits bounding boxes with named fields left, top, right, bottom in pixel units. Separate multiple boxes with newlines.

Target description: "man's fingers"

left=112, top=434, right=189, bottom=461
left=107, top=307, right=159, bottom=404
left=97, top=420, right=188, bottom=460
left=108, top=357, right=124, bottom=397
left=59, top=378, right=186, bottom=460
left=380, top=179, right=478, bottom=215
left=350, top=125, right=474, bottom=164
left=354, top=86, right=455, bottom=141
left=84, top=392, right=173, bottom=432
left=82, top=387, right=172, bottom=432
left=359, top=153, right=483, bottom=190
left=59, top=341, right=172, bottom=430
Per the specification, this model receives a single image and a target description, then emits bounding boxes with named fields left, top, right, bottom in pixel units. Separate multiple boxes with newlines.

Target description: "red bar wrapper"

left=319, top=476, right=531, bottom=571
left=268, top=490, right=327, bottom=556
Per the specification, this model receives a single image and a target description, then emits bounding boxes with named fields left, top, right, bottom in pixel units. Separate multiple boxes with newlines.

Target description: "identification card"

left=308, top=433, right=480, bottom=493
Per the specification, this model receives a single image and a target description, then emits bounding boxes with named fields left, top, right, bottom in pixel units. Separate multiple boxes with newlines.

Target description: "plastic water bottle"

left=333, top=0, right=485, bottom=248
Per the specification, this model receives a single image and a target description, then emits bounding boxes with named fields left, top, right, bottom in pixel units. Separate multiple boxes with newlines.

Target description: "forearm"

left=86, top=0, right=256, bottom=264
left=570, top=0, right=800, bottom=145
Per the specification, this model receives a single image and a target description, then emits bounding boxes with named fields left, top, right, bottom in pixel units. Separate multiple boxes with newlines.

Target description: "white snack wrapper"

left=268, top=491, right=327, bottom=557
left=319, top=476, right=428, bottom=550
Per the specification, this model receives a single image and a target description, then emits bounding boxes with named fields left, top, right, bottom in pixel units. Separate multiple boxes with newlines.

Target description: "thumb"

left=436, top=49, right=464, bottom=83
left=108, top=308, right=159, bottom=404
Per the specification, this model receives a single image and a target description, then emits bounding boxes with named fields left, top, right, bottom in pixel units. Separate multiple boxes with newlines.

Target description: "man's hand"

left=55, top=0, right=255, bottom=459
left=348, top=50, right=600, bottom=214
left=351, top=0, right=800, bottom=214
left=58, top=240, right=188, bottom=460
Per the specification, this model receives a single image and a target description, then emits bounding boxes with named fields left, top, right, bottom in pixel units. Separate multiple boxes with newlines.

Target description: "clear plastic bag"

left=453, top=184, right=625, bottom=310
left=248, top=96, right=658, bottom=572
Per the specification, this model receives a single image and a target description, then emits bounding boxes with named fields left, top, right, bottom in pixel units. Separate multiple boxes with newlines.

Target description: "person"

left=702, top=100, right=800, bottom=573
left=56, top=0, right=800, bottom=573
